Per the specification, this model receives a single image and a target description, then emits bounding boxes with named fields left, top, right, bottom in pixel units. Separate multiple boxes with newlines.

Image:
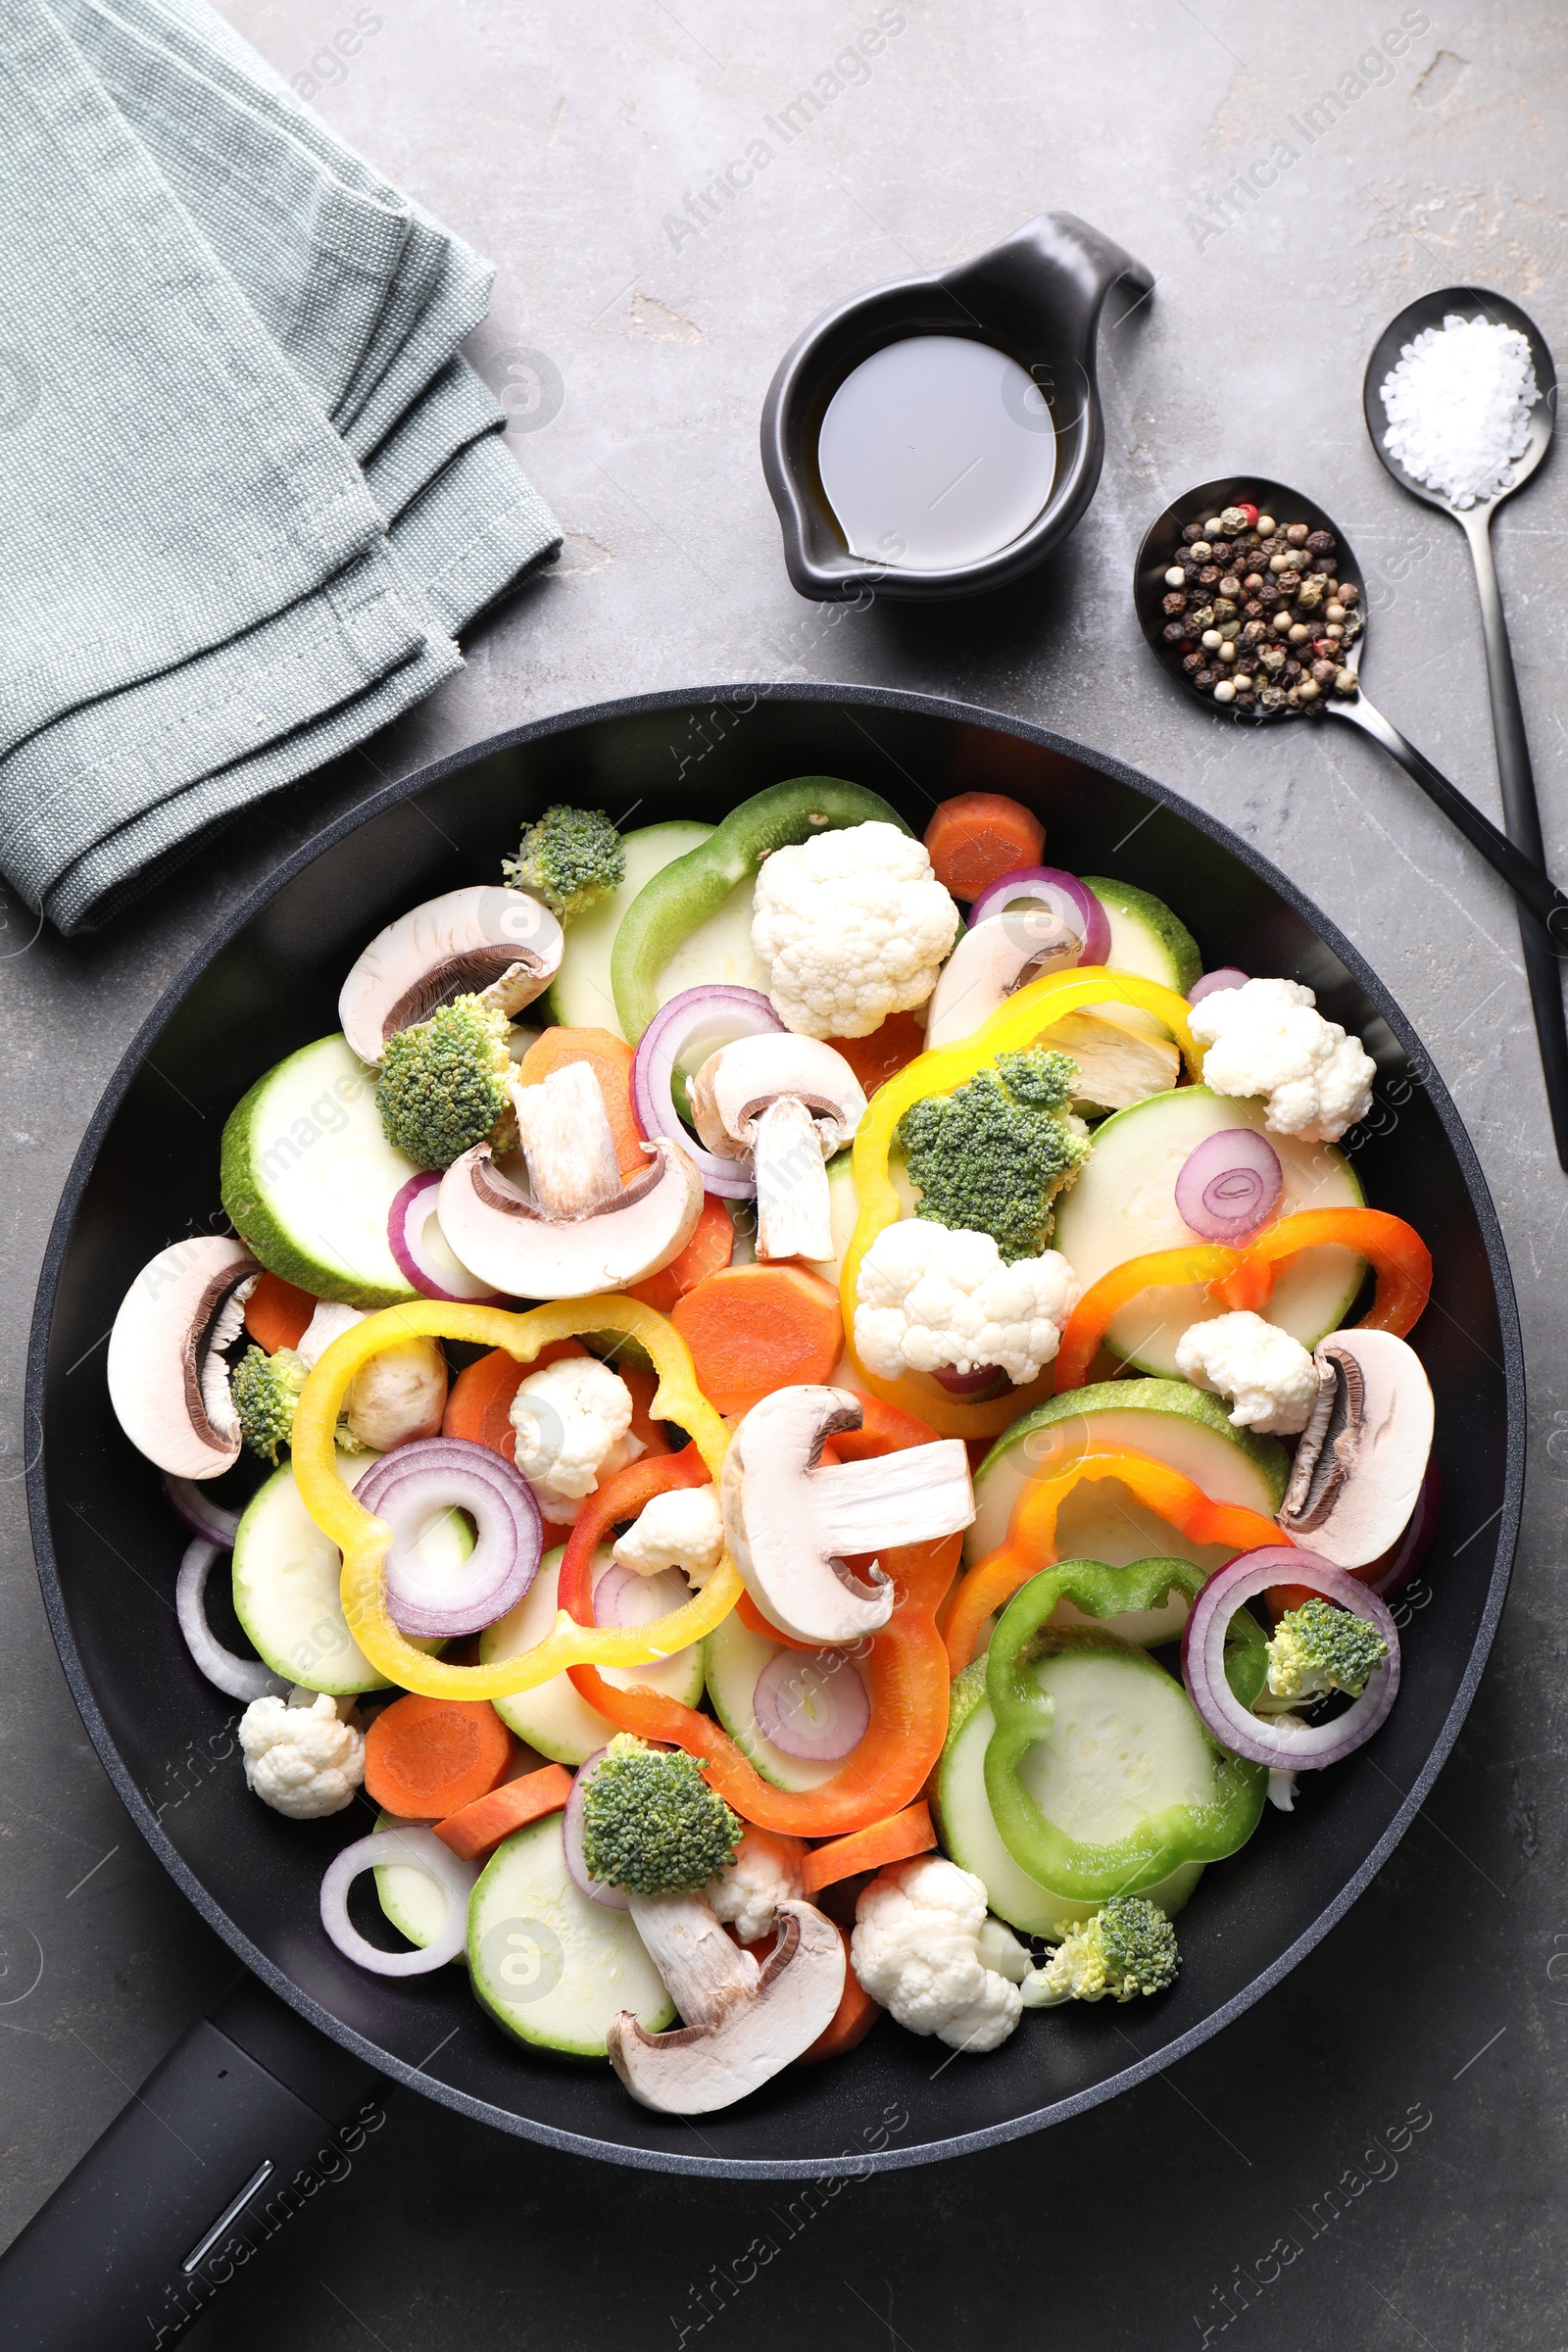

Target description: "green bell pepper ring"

left=610, top=776, right=910, bottom=1042
left=983, top=1557, right=1267, bottom=1902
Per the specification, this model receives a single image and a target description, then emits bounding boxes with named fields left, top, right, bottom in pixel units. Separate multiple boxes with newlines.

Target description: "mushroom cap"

left=608, top=1896, right=846, bottom=2113
left=689, top=1032, right=866, bottom=1159
left=338, top=886, right=564, bottom=1064
left=107, top=1237, right=259, bottom=1479
left=436, top=1136, right=704, bottom=1300
left=924, top=916, right=1042, bottom=1050
left=1279, top=1327, right=1435, bottom=1568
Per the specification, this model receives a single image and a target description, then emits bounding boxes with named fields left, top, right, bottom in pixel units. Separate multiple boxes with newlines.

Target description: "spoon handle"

left=1456, top=504, right=1568, bottom=1168
left=1327, top=691, right=1568, bottom=938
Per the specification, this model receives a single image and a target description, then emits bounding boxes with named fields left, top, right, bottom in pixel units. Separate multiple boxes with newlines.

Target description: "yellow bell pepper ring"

left=839, top=966, right=1203, bottom=1438
left=291, top=1297, right=741, bottom=1700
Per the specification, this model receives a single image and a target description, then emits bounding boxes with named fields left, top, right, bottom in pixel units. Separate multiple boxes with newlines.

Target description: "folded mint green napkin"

left=0, top=0, right=561, bottom=932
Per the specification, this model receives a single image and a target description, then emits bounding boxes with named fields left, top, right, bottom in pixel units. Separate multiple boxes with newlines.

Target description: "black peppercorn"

left=1305, top=530, right=1335, bottom=557
left=1162, top=620, right=1191, bottom=644
left=1182, top=651, right=1204, bottom=673
left=1310, top=659, right=1337, bottom=685
left=1162, top=591, right=1188, bottom=615
left=1182, top=522, right=1204, bottom=543
left=1193, top=666, right=1218, bottom=689
left=1209, top=540, right=1232, bottom=564
left=1242, top=600, right=1263, bottom=621
left=1197, top=565, right=1220, bottom=587
left=1283, top=658, right=1303, bottom=681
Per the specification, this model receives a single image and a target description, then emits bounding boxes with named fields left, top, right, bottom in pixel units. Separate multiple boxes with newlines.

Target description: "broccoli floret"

left=895, top=1046, right=1090, bottom=1260
left=1266, top=1597, right=1389, bottom=1703
left=1022, top=1896, right=1181, bottom=2007
left=375, top=994, right=514, bottom=1171
left=581, top=1735, right=740, bottom=1895
left=232, top=1344, right=306, bottom=1463
left=503, top=804, right=626, bottom=923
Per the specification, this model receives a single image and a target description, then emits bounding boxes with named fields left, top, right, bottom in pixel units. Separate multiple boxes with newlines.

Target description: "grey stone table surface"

left=3, top=1, right=1567, bottom=2344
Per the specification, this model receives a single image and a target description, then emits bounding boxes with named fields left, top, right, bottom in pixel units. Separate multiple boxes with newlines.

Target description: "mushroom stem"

left=510, top=1061, right=623, bottom=1218
left=479, top=958, right=549, bottom=1020
left=751, top=1096, right=835, bottom=1261
left=807, top=1443, right=976, bottom=1555
left=624, top=1888, right=759, bottom=2030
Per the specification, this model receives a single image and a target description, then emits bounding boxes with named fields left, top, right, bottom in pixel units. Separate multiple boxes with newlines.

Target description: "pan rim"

left=24, top=678, right=1525, bottom=2177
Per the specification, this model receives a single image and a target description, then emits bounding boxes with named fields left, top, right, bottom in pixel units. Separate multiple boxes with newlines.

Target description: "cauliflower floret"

left=751, top=822, right=960, bottom=1039
left=612, top=1484, right=726, bottom=1584
left=1188, top=976, right=1375, bottom=1143
left=510, top=1356, right=643, bottom=1523
left=852, top=1856, right=1024, bottom=2053
left=1175, top=1310, right=1319, bottom=1436
left=854, top=1217, right=1080, bottom=1387
left=709, top=1827, right=807, bottom=1945
left=238, top=1692, right=364, bottom=1820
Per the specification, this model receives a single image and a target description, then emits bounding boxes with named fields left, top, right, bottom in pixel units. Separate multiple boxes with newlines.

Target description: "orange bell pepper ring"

left=559, top=1399, right=961, bottom=1837
left=942, top=1444, right=1291, bottom=1672
left=290, top=1298, right=741, bottom=1701
left=1054, top=1206, right=1433, bottom=1394
left=839, top=965, right=1203, bottom=1440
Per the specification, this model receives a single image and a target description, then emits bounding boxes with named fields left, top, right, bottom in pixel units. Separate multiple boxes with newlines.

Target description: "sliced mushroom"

left=437, top=1060, right=702, bottom=1298
left=1278, top=1328, right=1435, bottom=1567
left=608, top=1888, right=845, bottom=2114
left=719, top=1385, right=975, bottom=1644
left=338, top=887, right=564, bottom=1064
left=925, top=916, right=1044, bottom=1049
left=106, top=1237, right=259, bottom=1478
left=689, top=1033, right=865, bottom=1261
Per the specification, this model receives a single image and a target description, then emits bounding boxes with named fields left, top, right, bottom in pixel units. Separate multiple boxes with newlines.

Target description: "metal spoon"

left=1362, top=288, right=1567, bottom=1165
left=1133, top=472, right=1568, bottom=946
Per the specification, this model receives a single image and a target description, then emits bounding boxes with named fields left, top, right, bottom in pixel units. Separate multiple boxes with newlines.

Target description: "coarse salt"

left=1379, top=312, right=1540, bottom=509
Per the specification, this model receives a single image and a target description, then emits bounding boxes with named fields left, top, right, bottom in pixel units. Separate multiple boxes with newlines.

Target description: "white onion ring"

left=563, top=1747, right=630, bottom=1910
left=1181, top=1546, right=1400, bottom=1769
left=164, top=1473, right=240, bottom=1548
left=175, top=1538, right=287, bottom=1702
left=355, top=1438, right=543, bottom=1637
left=630, top=985, right=784, bottom=1198
left=319, top=1828, right=476, bottom=1976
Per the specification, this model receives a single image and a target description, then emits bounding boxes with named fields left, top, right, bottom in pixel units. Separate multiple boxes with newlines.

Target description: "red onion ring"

left=354, top=1438, right=542, bottom=1637
left=320, top=1827, right=477, bottom=1976
left=1181, top=1547, right=1400, bottom=1769
left=564, top=1747, right=630, bottom=1910
left=930, top=1363, right=1009, bottom=1398
left=164, top=1473, right=240, bottom=1548
left=1174, top=1127, right=1283, bottom=1243
left=630, top=986, right=784, bottom=1199
left=752, top=1647, right=870, bottom=1760
left=388, top=1172, right=509, bottom=1303
left=175, top=1537, right=287, bottom=1701
left=1188, top=967, right=1250, bottom=1004
left=966, top=866, right=1110, bottom=969
left=592, top=1563, right=692, bottom=1631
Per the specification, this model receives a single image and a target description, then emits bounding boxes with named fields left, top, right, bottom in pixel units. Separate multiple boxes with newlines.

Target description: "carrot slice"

left=433, top=1762, right=573, bottom=1861
left=922, top=792, right=1045, bottom=903
left=833, top=1010, right=928, bottom=1100
left=801, top=1802, right=937, bottom=1894
left=442, top=1337, right=586, bottom=1458
left=796, top=1922, right=881, bottom=2064
left=365, top=1696, right=513, bottom=1819
left=625, top=1191, right=735, bottom=1312
left=671, top=1263, right=843, bottom=1415
left=244, top=1270, right=315, bottom=1353
left=514, top=1026, right=646, bottom=1182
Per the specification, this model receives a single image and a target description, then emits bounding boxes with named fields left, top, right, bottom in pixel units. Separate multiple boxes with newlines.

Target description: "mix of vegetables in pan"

left=109, top=778, right=1438, bottom=2113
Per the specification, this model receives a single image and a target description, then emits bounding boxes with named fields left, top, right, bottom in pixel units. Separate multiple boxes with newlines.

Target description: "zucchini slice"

left=481, top=1544, right=705, bottom=1767
left=467, top=1813, right=675, bottom=2057
left=547, top=820, right=712, bottom=1034
left=703, top=1610, right=867, bottom=1793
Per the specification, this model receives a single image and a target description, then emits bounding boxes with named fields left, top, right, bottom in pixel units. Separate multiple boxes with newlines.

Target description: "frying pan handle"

left=0, top=1976, right=381, bottom=2351
left=1328, top=690, right=1568, bottom=943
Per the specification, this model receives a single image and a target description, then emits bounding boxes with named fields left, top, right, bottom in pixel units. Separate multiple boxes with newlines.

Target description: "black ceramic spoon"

left=1134, top=473, right=1568, bottom=947
left=1362, top=287, right=1568, bottom=1167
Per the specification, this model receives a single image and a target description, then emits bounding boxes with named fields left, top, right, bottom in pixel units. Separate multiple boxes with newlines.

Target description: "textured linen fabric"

left=0, top=0, right=561, bottom=933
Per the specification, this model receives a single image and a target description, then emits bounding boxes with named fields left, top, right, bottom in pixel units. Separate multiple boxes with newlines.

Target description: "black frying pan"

left=11, top=685, right=1523, bottom=2346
